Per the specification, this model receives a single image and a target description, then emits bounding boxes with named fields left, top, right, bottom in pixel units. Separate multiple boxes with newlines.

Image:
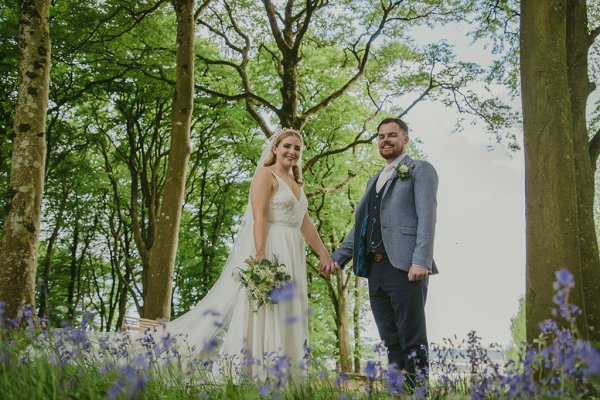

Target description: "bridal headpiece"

left=270, top=127, right=303, bottom=144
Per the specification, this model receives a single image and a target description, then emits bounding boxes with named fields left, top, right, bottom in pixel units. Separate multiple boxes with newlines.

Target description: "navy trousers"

left=368, top=257, right=429, bottom=385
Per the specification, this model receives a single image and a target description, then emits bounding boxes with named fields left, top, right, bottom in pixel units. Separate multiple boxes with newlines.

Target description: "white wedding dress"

left=163, top=169, right=309, bottom=382
left=37, top=132, right=311, bottom=385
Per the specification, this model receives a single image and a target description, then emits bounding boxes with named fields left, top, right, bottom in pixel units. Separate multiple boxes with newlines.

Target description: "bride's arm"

left=300, top=212, right=335, bottom=269
left=250, top=168, right=275, bottom=260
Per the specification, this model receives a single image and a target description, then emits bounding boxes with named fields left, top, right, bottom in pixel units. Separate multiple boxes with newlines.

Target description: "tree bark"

left=566, top=0, right=600, bottom=341
left=67, top=222, right=80, bottom=321
left=520, top=0, right=588, bottom=341
left=353, top=275, right=361, bottom=373
left=0, top=0, right=51, bottom=319
left=336, top=270, right=352, bottom=372
left=142, top=0, right=194, bottom=320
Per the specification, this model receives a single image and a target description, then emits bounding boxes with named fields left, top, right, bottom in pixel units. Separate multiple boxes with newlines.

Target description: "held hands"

left=319, top=254, right=340, bottom=276
left=408, top=264, right=429, bottom=282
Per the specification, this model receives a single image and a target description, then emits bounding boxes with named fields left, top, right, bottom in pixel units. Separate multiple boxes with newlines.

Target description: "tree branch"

left=71, top=1, right=169, bottom=52
left=195, top=84, right=279, bottom=114
left=194, top=0, right=213, bottom=20
left=304, top=136, right=375, bottom=172
left=298, top=1, right=397, bottom=126
left=198, top=19, right=244, bottom=54
left=306, top=172, right=356, bottom=198
left=291, top=0, right=319, bottom=53
left=196, top=54, right=242, bottom=71
left=49, top=69, right=133, bottom=113
left=262, top=0, right=290, bottom=51
left=223, top=0, right=251, bottom=55
left=398, top=82, right=435, bottom=118
left=259, top=43, right=284, bottom=78
left=304, top=77, right=434, bottom=171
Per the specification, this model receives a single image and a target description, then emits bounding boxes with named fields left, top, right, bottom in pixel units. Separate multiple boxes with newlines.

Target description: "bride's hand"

left=319, top=254, right=336, bottom=275
left=255, top=251, right=265, bottom=261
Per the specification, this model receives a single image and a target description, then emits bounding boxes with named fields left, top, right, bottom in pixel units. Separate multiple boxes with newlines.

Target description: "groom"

left=327, top=117, right=438, bottom=385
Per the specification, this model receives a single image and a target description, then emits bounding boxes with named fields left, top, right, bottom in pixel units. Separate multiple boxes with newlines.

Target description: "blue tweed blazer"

left=333, top=155, right=439, bottom=277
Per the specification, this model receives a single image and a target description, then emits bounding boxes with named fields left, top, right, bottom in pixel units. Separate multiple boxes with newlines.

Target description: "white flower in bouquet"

left=234, top=256, right=294, bottom=311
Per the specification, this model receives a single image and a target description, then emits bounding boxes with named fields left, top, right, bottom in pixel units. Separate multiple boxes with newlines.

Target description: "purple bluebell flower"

left=302, top=341, right=312, bottom=369
left=81, top=311, right=94, bottom=331
left=203, top=338, right=218, bottom=353
left=270, top=281, right=296, bottom=304
left=413, top=384, right=428, bottom=399
left=258, top=382, right=270, bottom=397
left=107, top=379, right=124, bottom=400
left=213, top=320, right=223, bottom=328
left=202, top=308, right=221, bottom=317
left=384, top=364, right=403, bottom=394
left=335, top=372, right=347, bottom=388
left=125, top=374, right=146, bottom=400
left=374, top=341, right=386, bottom=355
left=269, top=354, right=291, bottom=388
left=576, top=340, right=600, bottom=379
left=554, top=268, right=574, bottom=289
left=364, top=360, right=377, bottom=379
left=20, top=304, right=35, bottom=329
left=539, top=319, right=558, bottom=334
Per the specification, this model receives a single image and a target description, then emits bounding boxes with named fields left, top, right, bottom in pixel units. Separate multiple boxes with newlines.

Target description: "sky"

left=364, top=22, right=526, bottom=348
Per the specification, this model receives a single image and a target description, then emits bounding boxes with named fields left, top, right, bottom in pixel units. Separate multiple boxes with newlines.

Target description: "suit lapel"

left=381, top=155, right=413, bottom=199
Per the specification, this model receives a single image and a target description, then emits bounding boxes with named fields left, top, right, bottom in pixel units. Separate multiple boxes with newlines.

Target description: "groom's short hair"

left=377, top=118, right=409, bottom=134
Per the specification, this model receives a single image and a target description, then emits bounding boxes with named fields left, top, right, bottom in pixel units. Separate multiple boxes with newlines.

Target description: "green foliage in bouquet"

left=234, top=256, right=291, bottom=311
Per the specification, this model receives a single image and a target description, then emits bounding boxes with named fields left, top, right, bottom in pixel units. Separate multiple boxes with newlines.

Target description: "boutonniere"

left=395, top=164, right=412, bottom=180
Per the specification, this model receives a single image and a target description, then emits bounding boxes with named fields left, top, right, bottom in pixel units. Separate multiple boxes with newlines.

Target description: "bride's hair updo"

left=264, top=128, right=304, bottom=186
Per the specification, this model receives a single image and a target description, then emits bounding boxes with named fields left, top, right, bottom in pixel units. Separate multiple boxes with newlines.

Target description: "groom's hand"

left=408, top=264, right=429, bottom=282
left=326, top=261, right=341, bottom=276
left=319, top=258, right=340, bottom=276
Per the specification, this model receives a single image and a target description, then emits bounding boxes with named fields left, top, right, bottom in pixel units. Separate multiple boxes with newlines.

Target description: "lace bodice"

left=268, top=172, right=307, bottom=228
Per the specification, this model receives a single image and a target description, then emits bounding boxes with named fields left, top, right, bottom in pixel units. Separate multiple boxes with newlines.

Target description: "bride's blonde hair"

left=263, top=128, right=304, bottom=186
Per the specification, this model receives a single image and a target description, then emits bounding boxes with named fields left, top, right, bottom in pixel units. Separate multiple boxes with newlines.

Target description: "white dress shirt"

left=375, top=153, right=407, bottom=192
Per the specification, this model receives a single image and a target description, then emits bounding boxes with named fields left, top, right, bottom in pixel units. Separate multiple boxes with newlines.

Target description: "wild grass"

left=0, top=269, right=599, bottom=399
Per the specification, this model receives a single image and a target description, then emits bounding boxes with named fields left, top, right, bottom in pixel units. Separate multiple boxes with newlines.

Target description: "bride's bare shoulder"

left=252, top=167, right=277, bottom=189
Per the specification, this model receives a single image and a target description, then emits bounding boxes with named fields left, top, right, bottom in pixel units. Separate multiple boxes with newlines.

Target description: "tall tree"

left=141, top=0, right=197, bottom=320
left=566, top=0, right=600, bottom=342
left=520, top=0, right=600, bottom=341
left=0, top=0, right=51, bottom=319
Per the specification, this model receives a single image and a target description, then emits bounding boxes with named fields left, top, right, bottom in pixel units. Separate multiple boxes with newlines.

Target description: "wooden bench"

left=120, top=316, right=161, bottom=333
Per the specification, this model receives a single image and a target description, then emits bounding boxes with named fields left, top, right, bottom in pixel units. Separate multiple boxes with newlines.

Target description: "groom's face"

left=378, top=122, right=409, bottom=161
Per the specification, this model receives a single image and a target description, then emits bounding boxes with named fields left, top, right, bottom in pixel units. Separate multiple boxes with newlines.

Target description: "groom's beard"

left=379, top=143, right=404, bottom=161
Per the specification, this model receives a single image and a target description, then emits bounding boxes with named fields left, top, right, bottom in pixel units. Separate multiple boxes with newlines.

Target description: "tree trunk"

left=336, top=271, right=353, bottom=372
left=353, top=275, right=361, bottom=373
left=38, top=191, right=66, bottom=319
left=520, top=0, right=588, bottom=341
left=67, top=222, right=80, bottom=321
left=566, top=0, right=600, bottom=341
left=0, top=0, right=51, bottom=319
left=280, top=56, right=299, bottom=129
left=143, top=0, right=194, bottom=320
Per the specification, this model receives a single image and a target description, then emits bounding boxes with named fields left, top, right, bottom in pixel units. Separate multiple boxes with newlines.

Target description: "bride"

left=161, top=127, right=337, bottom=381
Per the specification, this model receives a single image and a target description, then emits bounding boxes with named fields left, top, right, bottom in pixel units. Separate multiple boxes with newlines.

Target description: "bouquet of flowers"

left=234, top=256, right=293, bottom=311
